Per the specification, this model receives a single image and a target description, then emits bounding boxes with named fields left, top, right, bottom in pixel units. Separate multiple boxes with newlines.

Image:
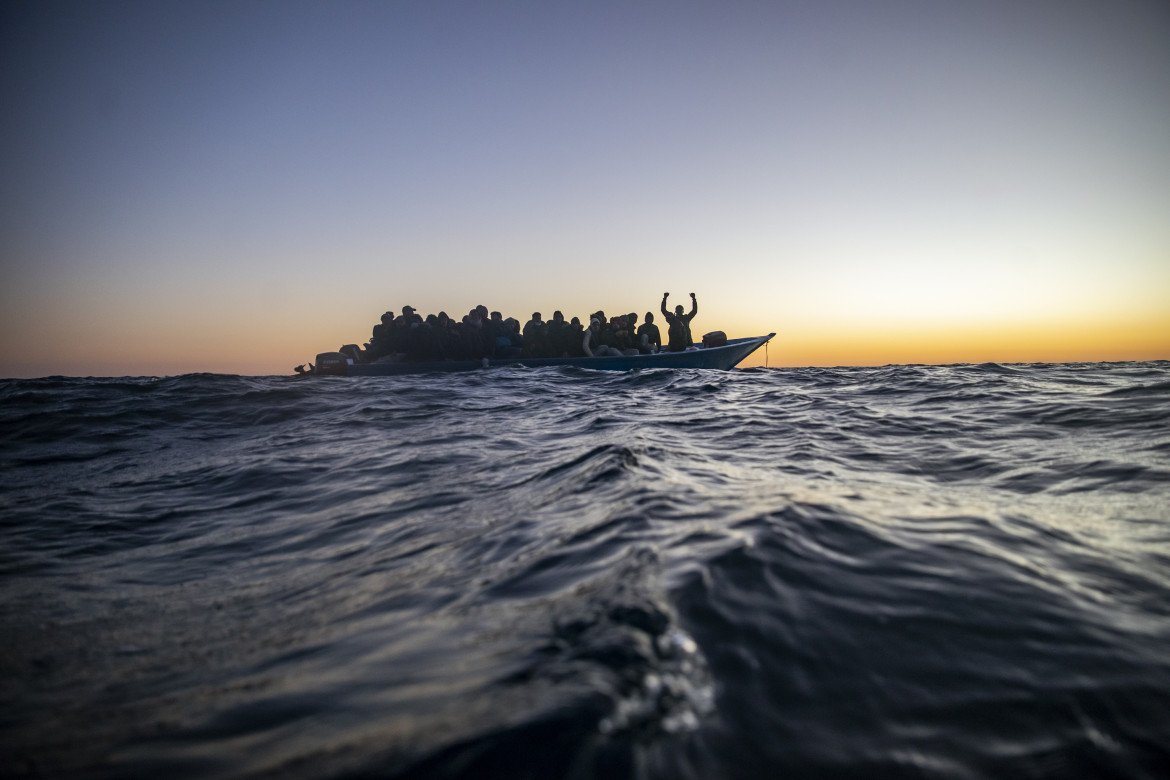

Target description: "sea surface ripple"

left=2, top=362, right=1169, bottom=778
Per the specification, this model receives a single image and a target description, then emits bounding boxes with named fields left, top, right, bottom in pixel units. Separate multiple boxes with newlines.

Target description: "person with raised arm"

left=661, top=292, right=698, bottom=352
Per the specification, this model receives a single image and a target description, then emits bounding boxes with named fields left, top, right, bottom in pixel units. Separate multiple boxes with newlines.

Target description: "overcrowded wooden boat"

left=308, top=333, right=774, bottom=376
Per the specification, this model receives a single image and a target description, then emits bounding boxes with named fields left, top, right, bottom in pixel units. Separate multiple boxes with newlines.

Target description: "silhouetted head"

left=627, top=313, right=637, bottom=325
left=532, top=312, right=541, bottom=321
left=553, top=310, right=564, bottom=322
left=675, top=304, right=684, bottom=315
left=645, top=312, right=654, bottom=323
left=570, top=317, right=581, bottom=326
left=381, top=312, right=394, bottom=324
left=490, top=311, right=502, bottom=321
left=402, top=305, right=416, bottom=316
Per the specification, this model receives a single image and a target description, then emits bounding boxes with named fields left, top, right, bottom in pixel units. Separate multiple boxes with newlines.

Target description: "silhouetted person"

left=567, top=317, right=585, bottom=357
left=661, top=292, right=698, bottom=352
left=520, top=312, right=540, bottom=354
left=637, top=312, right=661, bottom=353
left=583, top=318, right=622, bottom=357
left=369, top=311, right=397, bottom=358
left=486, top=311, right=509, bottom=357
left=461, top=311, right=487, bottom=359
left=546, top=310, right=569, bottom=357
left=609, top=314, right=637, bottom=354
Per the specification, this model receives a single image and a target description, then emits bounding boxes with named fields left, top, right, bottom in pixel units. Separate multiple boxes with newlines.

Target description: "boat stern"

left=314, top=351, right=350, bottom=376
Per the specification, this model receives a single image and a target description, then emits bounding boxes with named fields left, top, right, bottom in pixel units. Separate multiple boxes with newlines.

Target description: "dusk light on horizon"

left=2, top=0, right=1167, bottom=377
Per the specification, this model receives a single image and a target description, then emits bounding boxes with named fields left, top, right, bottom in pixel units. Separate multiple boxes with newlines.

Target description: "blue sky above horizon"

left=2, top=0, right=1167, bottom=376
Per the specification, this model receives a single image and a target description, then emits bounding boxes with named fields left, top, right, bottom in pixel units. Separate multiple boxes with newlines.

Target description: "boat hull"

left=330, top=333, right=775, bottom=376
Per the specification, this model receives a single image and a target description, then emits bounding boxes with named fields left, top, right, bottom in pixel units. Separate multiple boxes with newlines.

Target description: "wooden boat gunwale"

left=323, top=333, right=775, bottom=376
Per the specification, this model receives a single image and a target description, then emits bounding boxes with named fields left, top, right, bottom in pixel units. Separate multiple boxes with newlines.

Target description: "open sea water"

left=2, top=362, right=1169, bottom=779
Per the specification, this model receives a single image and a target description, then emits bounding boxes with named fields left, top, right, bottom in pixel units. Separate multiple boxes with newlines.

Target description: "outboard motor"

left=314, top=352, right=349, bottom=376
left=338, top=344, right=364, bottom=362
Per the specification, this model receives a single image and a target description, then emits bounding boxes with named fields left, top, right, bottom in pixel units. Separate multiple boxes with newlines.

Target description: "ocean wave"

left=2, top=362, right=1169, bottom=778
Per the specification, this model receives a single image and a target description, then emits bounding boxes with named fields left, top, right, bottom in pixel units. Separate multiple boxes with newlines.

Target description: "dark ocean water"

left=2, top=362, right=1169, bottom=779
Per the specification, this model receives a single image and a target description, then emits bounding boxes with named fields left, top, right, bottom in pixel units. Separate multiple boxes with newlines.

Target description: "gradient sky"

left=2, top=0, right=1167, bottom=376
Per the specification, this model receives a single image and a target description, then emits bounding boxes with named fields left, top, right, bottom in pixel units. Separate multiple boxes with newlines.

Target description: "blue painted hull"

left=340, top=333, right=775, bottom=376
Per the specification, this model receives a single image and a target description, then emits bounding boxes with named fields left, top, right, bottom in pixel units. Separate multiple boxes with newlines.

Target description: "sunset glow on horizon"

left=2, top=0, right=1167, bottom=378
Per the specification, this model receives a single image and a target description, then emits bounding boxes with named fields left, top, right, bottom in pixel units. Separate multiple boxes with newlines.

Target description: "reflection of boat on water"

left=309, top=333, right=775, bottom=376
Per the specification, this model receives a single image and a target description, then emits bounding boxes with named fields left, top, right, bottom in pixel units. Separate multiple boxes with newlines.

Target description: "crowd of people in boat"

left=338, top=292, right=701, bottom=364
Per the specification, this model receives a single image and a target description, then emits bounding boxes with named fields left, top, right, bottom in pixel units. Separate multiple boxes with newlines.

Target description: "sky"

left=1, top=0, right=1167, bottom=376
